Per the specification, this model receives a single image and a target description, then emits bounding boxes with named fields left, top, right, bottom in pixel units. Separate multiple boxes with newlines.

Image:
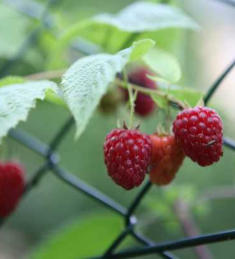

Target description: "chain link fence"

left=0, top=0, right=235, bottom=258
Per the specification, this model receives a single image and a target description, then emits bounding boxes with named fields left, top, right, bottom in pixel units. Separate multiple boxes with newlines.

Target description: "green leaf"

left=151, top=94, right=168, bottom=109
left=130, top=40, right=155, bottom=61
left=142, top=47, right=182, bottom=82
left=0, top=76, right=66, bottom=107
left=48, top=2, right=199, bottom=68
left=0, top=76, right=26, bottom=87
left=31, top=214, right=123, bottom=259
left=138, top=28, right=183, bottom=60
left=158, top=83, right=204, bottom=107
left=0, top=80, right=57, bottom=140
left=94, top=2, right=199, bottom=32
left=61, top=39, right=154, bottom=138
left=45, top=88, right=67, bottom=107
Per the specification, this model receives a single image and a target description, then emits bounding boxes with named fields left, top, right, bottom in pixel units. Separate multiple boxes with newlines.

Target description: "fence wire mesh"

left=0, top=0, right=235, bottom=258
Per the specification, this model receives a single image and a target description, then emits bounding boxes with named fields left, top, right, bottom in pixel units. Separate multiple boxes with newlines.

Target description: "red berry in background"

left=104, top=128, right=152, bottom=190
left=149, top=134, right=185, bottom=185
left=123, top=67, right=157, bottom=117
left=0, top=162, right=25, bottom=218
left=173, top=106, right=223, bottom=166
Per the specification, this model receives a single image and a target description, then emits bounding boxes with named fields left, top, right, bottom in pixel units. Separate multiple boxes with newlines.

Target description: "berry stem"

left=117, top=78, right=185, bottom=111
left=165, top=85, right=172, bottom=131
left=123, top=69, right=136, bottom=129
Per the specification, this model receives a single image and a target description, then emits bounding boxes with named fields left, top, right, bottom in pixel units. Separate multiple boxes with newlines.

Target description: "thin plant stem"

left=123, top=69, right=137, bottom=129
left=117, top=78, right=185, bottom=111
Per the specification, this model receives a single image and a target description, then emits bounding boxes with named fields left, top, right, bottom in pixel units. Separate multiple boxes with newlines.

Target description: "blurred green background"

left=0, top=0, right=235, bottom=258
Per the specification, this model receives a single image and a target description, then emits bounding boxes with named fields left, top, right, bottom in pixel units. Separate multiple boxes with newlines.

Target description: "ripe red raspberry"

left=149, top=134, right=185, bottom=185
left=0, top=162, right=25, bottom=218
left=123, top=67, right=157, bottom=116
left=173, top=106, right=223, bottom=166
left=103, top=129, right=152, bottom=190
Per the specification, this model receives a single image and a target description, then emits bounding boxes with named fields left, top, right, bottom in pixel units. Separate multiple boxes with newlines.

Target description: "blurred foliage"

left=31, top=214, right=125, bottom=259
left=0, top=5, right=30, bottom=58
left=0, top=0, right=235, bottom=259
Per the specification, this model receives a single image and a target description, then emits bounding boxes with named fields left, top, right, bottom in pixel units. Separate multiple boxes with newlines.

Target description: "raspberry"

left=99, top=89, right=123, bottom=114
left=103, top=128, right=152, bottom=190
left=123, top=67, right=157, bottom=116
left=0, top=162, right=25, bottom=218
left=149, top=134, right=185, bottom=185
left=173, top=106, right=223, bottom=166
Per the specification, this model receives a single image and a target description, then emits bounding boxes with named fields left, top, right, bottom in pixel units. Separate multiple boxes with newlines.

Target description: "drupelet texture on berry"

left=0, top=162, right=25, bottom=218
left=104, top=129, right=152, bottom=190
left=149, top=134, right=185, bottom=185
left=173, top=106, right=223, bottom=166
left=124, top=67, right=157, bottom=117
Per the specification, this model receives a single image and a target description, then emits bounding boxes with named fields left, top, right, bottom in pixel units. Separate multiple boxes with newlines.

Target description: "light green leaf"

left=0, top=76, right=26, bottom=87
left=31, top=214, right=123, bottom=259
left=61, top=39, right=154, bottom=138
left=45, top=88, right=67, bottom=107
left=0, top=80, right=57, bottom=140
left=48, top=2, right=199, bottom=68
left=151, top=94, right=168, bottom=109
left=130, top=40, right=155, bottom=61
left=0, top=76, right=66, bottom=107
left=158, top=83, right=204, bottom=107
left=142, top=47, right=182, bottom=82
left=94, top=2, right=199, bottom=32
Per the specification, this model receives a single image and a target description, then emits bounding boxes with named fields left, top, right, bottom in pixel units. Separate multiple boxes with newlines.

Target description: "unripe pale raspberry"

left=0, top=162, right=25, bottom=218
left=173, top=106, right=223, bottom=166
left=103, top=129, right=152, bottom=190
left=99, top=89, right=123, bottom=114
left=149, top=134, right=185, bottom=185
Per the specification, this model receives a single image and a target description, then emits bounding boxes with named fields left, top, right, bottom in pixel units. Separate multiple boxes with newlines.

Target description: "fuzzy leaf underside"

left=61, top=39, right=155, bottom=138
left=0, top=80, right=57, bottom=140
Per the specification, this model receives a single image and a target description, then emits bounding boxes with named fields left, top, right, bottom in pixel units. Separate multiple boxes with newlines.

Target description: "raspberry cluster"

left=103, top=107, right=223, bottom=190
